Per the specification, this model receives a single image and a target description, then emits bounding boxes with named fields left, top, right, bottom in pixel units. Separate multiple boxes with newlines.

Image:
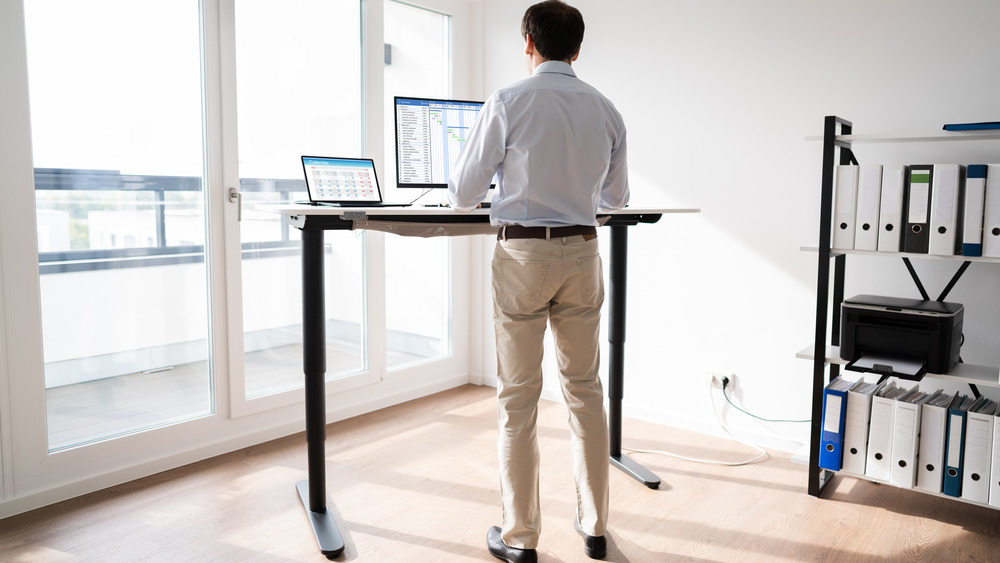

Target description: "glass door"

left=1, top=0, right=478, bottom=504
left=231, top=0, right=366, bottom=403
left=383, top=0, right=453, bottom=369
left=25, top=0, right=213, bottom=451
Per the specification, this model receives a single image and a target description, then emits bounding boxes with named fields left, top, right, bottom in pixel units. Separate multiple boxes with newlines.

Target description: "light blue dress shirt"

left=447, top=61, right=629, bottom=227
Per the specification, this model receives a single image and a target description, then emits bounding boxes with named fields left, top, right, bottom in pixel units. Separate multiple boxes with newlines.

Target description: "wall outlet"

left=704, top=370, right=735, bottom=389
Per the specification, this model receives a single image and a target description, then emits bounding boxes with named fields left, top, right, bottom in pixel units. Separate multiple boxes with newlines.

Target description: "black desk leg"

left=607, top=224, right=661, bottom=489
left=297, top=228, right=346, bottom=559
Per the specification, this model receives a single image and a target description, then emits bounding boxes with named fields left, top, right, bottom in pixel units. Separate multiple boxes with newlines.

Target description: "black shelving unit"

left=808, top=115, right=853, bottom=497
left=806, top=116, right=1000, bottom=501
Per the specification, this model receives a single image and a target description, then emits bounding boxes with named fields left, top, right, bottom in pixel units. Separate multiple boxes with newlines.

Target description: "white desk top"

left=260, top=204, right=699, bottom=217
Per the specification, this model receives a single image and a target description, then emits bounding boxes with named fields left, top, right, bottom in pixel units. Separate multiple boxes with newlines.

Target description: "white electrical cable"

left=406, top=187, right=434, bottom=204
left=622, top=381, right=769, bottom=467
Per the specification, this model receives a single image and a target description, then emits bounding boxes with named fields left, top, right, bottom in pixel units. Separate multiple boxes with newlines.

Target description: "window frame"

left=0, top=0, right=483, bottom=514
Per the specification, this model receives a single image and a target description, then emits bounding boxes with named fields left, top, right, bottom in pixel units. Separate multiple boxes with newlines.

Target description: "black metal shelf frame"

left=809, top=116, right=853, bottom=496
left=808, top=116, right=989, bottom=497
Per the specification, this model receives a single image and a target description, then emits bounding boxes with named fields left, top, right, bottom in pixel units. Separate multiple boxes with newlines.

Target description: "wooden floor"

left=3, top=384, right=1000, bottom=562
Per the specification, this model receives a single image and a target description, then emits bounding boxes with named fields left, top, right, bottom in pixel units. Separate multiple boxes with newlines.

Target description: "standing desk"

left=264, top=204, right=698, bottom=558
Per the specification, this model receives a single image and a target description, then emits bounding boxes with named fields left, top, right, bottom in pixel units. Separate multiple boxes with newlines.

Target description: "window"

left=1, top=0, right=474, bottom=507
left=234, top=0, right=365, bottom=398
left=25, top=0, right=211, bottom=451
left=384, top=1, right=453, bottom=368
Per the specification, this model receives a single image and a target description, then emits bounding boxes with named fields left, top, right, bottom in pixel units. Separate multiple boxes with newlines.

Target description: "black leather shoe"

left=487, top=526, right=538, bottom=563
left=574, top=520, right=607, bottom=559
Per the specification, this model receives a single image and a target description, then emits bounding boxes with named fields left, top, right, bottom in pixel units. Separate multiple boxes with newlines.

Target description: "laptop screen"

left=301, top=156, right=383, bottom=204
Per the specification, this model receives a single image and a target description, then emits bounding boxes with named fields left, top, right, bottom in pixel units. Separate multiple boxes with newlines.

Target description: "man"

left=448, top=1, right=628, bottom=561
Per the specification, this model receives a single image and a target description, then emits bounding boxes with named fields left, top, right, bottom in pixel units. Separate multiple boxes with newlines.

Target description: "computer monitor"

left=394, top=96, right=495, bottom=189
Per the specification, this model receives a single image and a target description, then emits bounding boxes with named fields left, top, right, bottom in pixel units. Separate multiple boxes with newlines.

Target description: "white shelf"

left=806, top=130, right=1000, bottom=143
left=827, top=468, right=999, bottom=511
left=800, top=246, right=1000, bottom=264
left=806, top=119, right=1000, bottom=511
left=796, top=344, right=1000, bottom=387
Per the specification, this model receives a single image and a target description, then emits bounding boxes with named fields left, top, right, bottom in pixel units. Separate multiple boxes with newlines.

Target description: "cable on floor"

left=623, top=378, right=769, bottom=467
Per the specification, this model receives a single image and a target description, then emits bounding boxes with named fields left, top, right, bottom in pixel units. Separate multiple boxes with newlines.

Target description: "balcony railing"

left=35, top=168, right=307, bottom=274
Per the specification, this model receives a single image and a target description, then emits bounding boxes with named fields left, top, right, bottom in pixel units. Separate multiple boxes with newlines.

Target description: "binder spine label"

left=947, top=413, right=963, bottom=463
left=824, top=395, right=843, bottom=433
left=908, top=174, right=931, bottom=224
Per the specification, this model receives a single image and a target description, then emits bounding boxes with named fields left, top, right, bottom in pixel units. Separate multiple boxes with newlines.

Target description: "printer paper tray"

left=846, top=352, right=927, bottom=381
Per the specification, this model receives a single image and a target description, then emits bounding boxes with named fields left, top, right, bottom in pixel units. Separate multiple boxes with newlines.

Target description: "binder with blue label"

left=944, top=394, right=975, bottom=497
left=963, top=165, right=988, bottom=256
left=819, top=376, right=855, bottom=471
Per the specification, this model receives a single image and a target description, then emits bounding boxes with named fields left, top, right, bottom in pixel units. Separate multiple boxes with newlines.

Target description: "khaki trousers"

left=491, top=234, right=610, bottom=550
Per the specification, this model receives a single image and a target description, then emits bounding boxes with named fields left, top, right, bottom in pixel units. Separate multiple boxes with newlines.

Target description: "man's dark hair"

left=521, top=0, right=585, bottom=62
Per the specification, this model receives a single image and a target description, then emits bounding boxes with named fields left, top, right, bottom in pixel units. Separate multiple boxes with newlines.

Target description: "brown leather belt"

left=498, top=225, right=598, bottom=240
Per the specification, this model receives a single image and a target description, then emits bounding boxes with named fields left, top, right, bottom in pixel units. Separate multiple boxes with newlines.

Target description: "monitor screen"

left=394, top=96, right=494, bottom=189
left=300, top=156, right=383, bottom=204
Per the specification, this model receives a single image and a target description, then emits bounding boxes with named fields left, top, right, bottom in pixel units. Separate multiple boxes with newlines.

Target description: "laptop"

left=300, top=156, right=411, bottom=207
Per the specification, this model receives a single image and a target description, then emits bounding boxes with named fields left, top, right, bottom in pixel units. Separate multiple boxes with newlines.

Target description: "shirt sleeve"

left=598, top=126, right=629, bottom=213
left=447, top=97, right=506, bottom=212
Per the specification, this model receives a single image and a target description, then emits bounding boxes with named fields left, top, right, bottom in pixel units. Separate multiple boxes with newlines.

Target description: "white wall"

left=479, top=0, right=1000, bottom=452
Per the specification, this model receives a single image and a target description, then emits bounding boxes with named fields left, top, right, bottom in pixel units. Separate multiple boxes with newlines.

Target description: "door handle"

left=228, top=187, right=242, bottom=222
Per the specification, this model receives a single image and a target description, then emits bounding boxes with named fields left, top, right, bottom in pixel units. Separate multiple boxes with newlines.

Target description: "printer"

left=839, top=294, right=963, bottom=380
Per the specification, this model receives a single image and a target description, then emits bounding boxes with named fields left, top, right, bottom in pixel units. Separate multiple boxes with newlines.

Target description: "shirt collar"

left=533, top=60, right=576, bottom=78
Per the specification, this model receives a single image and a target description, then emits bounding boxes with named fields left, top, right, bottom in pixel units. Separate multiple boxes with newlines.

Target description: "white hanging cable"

left=623, top=380, right=768, bottom=466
